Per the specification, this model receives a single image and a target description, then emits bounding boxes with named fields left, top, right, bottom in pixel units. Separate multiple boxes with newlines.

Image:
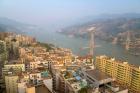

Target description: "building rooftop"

left=36, top=85, right=51, bottom=93
left=43, top=79, right=52, bottom=93
left=85, top=69, right=111, bottom=81
left=26, top=83, right=35, bottom=88
left=104, top=81, right=128, bottom=93
left=97, top=55, right=140, bottom=70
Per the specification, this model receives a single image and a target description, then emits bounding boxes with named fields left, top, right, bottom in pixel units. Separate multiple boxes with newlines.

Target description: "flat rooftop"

left=36, top=85, right=51, bottom=93
left=85, top=69, right=111, bottom=81
left=43, top=79, right=52, bottom=92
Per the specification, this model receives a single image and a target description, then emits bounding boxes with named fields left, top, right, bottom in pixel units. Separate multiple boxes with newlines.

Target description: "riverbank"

left=26, top=30, right=140, bottom=65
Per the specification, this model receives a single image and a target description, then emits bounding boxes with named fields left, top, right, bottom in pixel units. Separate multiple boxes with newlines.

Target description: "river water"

left=26, top=28, right=140, bottom=65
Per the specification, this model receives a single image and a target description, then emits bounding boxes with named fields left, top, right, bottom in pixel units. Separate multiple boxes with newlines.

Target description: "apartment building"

left=95, top=55, right=140, bottom=92
left=4, top=63, right=25, bottom=71
left=5, top=75, right=18, bottom=93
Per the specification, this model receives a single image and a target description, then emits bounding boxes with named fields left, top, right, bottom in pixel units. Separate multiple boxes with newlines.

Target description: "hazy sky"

left=0, top=0, right=140, bottom=28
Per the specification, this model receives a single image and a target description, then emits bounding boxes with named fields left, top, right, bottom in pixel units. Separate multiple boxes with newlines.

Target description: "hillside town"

left=0, top=32, right=140, bottom=93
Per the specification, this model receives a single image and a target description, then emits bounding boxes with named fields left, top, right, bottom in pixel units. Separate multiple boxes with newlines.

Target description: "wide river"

left=26, top=27, right=140, bottom=65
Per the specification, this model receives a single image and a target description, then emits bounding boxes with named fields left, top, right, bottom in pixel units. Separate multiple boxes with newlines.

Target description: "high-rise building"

left=131, top=66, right=140, bottom=92
left=5, top=75, right=18, bottom=93
left=52, top=72, right=60, bottom=92
left=116, top=62, right=132, bottom=86
left=95, top=55, right=140, bottom=92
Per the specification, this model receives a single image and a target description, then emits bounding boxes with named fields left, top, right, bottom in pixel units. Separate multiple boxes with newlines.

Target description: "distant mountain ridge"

left=60, top=13, right=140, bottom=41
left=0, top=17, right=35, bottom=33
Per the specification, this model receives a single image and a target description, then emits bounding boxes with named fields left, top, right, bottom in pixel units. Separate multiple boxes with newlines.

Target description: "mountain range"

left=60, top=13, right=140, bottom=41
left=1, top=13, right=140, bottom=41
left=0, top=17, right=36, bottom=33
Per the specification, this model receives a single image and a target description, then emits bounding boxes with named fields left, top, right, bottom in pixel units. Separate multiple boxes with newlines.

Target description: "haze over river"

left=26, top=28, right=140, bottom=65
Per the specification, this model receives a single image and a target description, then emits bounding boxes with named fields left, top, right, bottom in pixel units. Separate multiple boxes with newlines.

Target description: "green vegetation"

left=37, top=42, right=55, bottom=51
left=0, top=42, right=8, bottom=63
left=11, top=38, right=17, bottom=42
left=78, top=87, right=88, bottom=93
left=0, top=43, right=5, bottom=53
